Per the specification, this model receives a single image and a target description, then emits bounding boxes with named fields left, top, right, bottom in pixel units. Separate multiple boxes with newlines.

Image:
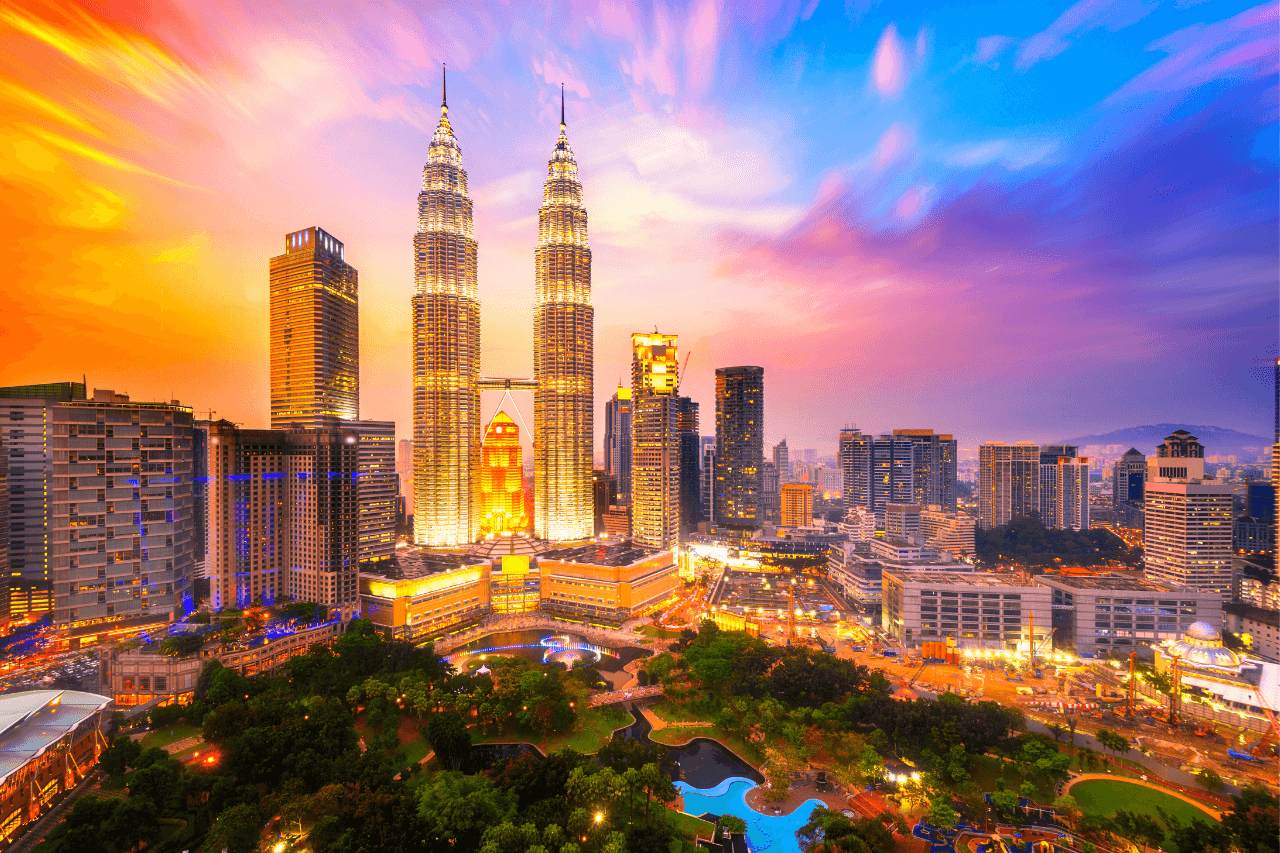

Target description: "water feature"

left=676, top=777, right=825, bottom=853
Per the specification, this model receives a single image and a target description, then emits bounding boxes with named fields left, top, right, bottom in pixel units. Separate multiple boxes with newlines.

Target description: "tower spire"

left=560, top=83, right=565, bottom=128
left=442, top=63, right=448, bottom=113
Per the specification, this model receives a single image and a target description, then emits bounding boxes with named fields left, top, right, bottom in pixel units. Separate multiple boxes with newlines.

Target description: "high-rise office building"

left=840, top=429, right=914, bottom=521
left=1113, top=448, right=1146, bottom=513
left=396, top=439, right=414, bottom=516
left=479, top=411, right=528, bottom=536
left=1055, top=457, right=1090, bottom=531
left=1038, top=445, right=1078, bottom=525
left=534, top=92, right=593, bottom=543
left=49, top=390, right=195, bottom=632
left=592, top=470, right=616, bottom=535
left=760, top=460, right=781, bottom=525
left=677, top=397, right=701, bottom=535
left=978, top=442, right=1040, bottom=529
left=350, top=420, right=396, bottom=568
left=604, top=386, right=633, bottom=504
left=413, top=73, right=480, bottom=547
left=1144, top=431, right=1232, bottom=594
left=630, top=333, right=680, bottom=549
left=713, top=366, right=764, bottom=528
left=269, top=228, right=359, bottom=429
left=893, top=429, right=957, bottom=512
left=0, top=382, right=88, bottom=594
left=207, top=421, right=359, bottom=618
left=773, top=439, right=791, bottom=485
left=701, top=442, right=716, bottom=523
left=780, top=483, right=814, bottom=528
left=0, top=432, right=9, bottom=624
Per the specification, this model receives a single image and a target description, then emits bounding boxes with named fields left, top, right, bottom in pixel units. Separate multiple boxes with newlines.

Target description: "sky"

left=0, top=0, right=1275, bottom=457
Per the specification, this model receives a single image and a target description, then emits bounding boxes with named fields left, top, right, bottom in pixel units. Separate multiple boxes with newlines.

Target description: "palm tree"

left=1066, top=716, right=1077, bottom=747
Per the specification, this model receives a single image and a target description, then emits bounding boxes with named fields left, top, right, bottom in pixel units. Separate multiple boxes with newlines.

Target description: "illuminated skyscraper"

left=413, top=69, right=480, bottom=546
left=677, top=396, right=700, bottom=535
left=604, top=386, right=632, bottom=504
left=480, top=411, right=528, bottom=536
left=978, top=442, right=1040, bottom=529
left=534, top=89, right=594, bottom=542
left=714, top=366, right=764, bottom=528
left=269, top=227, right=358, bottom=429
left=631, top=333, right=680, bottom=549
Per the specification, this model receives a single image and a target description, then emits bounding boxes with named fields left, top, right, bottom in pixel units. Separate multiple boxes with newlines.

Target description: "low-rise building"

left=99, top=619, right=343, bottom=707
left=0, top=690, right=111, bottom=847
left=920, top=506, right=976, bottom=555
left=1152, top=622, right=1279, bottom=735
left=827, top=542, right=971, bottom=621
left=882, top=570, right=1051, bottom=650
left=1223, top=600, right=1280, bottom=662
left=360, top=542, right=679, bottom=640
left=1035, top=573, right=1222, bottom=659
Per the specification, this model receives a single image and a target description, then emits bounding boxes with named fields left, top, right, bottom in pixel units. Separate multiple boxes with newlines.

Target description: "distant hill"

left=1058, top=424, right=1270, bottom=459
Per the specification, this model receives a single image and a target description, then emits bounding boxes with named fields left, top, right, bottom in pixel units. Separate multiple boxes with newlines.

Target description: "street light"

left=595, top=810, right=605, bottom=824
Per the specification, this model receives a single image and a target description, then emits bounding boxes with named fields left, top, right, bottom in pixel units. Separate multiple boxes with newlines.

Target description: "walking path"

left=589, top=685, right=662, bottom=707
left=1064, top=773, right=1223, bottom=820
left=435, top=614, right=654, bottom=654
left=637, top=704, right=713, bottom=732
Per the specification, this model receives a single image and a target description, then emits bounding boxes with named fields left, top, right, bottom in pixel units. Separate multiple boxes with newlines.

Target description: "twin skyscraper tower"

left=413, top=71, right=593, bottom=547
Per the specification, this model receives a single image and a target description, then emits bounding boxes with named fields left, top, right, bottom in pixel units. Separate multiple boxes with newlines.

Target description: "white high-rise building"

left=1144, top=430, right=1232, bottom=594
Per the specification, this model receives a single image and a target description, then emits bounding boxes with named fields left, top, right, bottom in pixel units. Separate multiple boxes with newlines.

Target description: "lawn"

left=636, top=625, right=683, bottom=640
left=1069, top=779, right=1215, bottom=826
left=474, top=705, right=634, bottom=754
left=140, top=724, right=202, bottom=750
left=649, top=724, right=762, bottom=766
left=668, top=809, right=715, bottom=839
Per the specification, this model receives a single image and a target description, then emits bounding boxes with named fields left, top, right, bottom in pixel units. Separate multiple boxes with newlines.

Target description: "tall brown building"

left=269, top=227, right=359, bottom=429
left=207, top=421, right=359, bottom=619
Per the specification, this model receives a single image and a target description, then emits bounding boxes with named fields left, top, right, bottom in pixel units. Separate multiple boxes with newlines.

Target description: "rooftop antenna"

left=442, top=63, right=447, bottom=112
left=560, top=82, right=565, bottom=128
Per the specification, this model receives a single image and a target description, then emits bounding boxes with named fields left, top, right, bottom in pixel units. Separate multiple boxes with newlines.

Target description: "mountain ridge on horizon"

left=1057, top=423, right=1269, bottom=458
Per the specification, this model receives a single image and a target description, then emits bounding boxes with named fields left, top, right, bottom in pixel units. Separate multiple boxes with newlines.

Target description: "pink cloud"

left=871, top=23, right=906, bottom=98
left=684, top=0, right=720, bottom=97
left=1016, top=0, right=1157, bottom=70
left=892, top=184, right=929, bottom=220
left=875, top=123, right=912, bottom=169
left=973, top=35, right=1012, bottom=65
left=531, top=55, right=592, bottom=99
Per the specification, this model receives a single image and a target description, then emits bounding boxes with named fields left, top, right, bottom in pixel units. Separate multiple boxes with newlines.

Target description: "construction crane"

left=1126, top=651, right=1138, bottom=717
left=1251, top=682, right=1279, bottom=758
left=786, top=580, right=797, bottom=646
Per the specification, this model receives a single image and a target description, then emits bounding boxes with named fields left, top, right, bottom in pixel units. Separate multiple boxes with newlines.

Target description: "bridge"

left=478, top=377, right=538, bottom=391
left=589, top=685, right=663, bottom=708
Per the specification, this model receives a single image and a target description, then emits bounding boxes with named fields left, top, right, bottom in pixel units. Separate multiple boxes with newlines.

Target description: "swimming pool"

left=676, top=777, right=826, bottom=852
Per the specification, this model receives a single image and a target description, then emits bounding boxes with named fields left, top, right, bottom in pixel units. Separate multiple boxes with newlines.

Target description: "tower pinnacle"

left=560, top=83, right=565, bottom=129
left=442, top=63, right=448, bottom=113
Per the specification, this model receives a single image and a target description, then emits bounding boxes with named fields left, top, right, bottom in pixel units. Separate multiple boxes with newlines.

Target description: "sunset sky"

left=1, top=0, right=1275, bottom=455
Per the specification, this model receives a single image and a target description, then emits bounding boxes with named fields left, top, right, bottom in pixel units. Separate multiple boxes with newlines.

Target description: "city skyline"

left=0, top=1, right=1275, bottom=454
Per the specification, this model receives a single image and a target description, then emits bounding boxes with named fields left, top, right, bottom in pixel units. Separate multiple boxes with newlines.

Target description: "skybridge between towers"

left=479, top=377, right=539, bottom=392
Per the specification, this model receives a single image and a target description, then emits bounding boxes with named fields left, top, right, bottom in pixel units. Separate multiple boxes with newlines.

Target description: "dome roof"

left=1185, top=621, right=1219, bottom=642
left=1167, top=621, right=1240, bottom=671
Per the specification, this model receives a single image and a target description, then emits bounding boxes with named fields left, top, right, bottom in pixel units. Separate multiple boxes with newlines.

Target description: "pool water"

left=676, top=777, right=826, bottom=852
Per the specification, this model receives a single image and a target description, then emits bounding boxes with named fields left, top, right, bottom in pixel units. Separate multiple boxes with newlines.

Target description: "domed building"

left=1154, top=621, right=1279, bottom=735
left=1163, top=621, right=1243, bottom=672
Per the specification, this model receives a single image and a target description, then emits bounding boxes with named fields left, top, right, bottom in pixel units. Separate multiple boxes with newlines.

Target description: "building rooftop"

left=883, top=571, right=1037, bottom=587
left=540, top=540, right=660, bottom=567
left=1224, top=600, right=1280, bottom=629
left=1037, top=573, right=1185, bottom=592
left=0, top=690, right=110, bottom=784
left=364, top=548, right=480, bottom=581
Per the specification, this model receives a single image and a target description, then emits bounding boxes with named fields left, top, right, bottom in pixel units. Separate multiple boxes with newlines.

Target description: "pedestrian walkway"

left=589, top=685, right=662, bottom=707
left=164, top=736, right=201, bottom=755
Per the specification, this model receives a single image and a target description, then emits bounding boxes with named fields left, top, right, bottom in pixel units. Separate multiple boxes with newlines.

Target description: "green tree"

left=990, top=789, right=1019, bottom=817
left=98, top=735, right=141, bottom=778
left=928, top=794, right=960, bottom=830
left=1195, top=767, right=1223, bottom=792
left=424, top=711, right=472, bottom=772
left=1220, top=783, right=1279, bottom=853
left=417, top=771, right=516, bottom=849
